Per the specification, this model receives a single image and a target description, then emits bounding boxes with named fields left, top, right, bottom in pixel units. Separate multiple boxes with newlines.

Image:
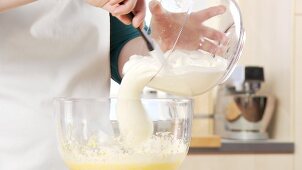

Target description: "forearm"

left=0, top=0, right=34, bottom=12
left=118, top=36, right=149, bottom=78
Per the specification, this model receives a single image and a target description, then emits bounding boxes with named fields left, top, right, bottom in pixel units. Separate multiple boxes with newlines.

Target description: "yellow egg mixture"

left=66, top=161, right=181, bottom=170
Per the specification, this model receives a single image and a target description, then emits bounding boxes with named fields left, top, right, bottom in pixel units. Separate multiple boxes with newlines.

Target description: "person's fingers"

left=109, top=0, right=124, bottom=6
left=149, top=0, right=164, bottom=16
left=102, top=2, right=118, bottom=13
left=132, top=0, right=146, bottom=28
left=191, top=5, right=226, bottom=22
left=199, top=39, right=222, bottom=54
left=86, top=0, right=108, bottom=7
left=116, top=15, right=132, bottom=25
left=200, top=25, right=227, bottom=44
left=113, top=0, right=137, bottom=15
left=132, top=11, right=145, bottom=28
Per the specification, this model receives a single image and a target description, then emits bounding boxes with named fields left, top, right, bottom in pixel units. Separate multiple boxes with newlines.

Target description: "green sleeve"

left=110, top=15, right=140, bottom=84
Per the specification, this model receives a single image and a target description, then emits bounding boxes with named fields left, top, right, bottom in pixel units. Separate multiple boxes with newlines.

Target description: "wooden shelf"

left=190, top=136, right=221, bottom=148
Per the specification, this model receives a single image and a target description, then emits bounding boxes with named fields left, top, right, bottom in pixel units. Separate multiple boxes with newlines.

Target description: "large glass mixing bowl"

left=134, top=0, right=245, bottom=96
left=54, top=98, right=192, bottom=170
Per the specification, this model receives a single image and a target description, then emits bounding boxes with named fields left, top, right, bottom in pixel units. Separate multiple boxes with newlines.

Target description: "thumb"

left=149, top=0, right=164, bottom=16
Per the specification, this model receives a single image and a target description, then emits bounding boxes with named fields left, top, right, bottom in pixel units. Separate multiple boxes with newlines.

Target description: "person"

left=0, top=0, right=226, bottom=169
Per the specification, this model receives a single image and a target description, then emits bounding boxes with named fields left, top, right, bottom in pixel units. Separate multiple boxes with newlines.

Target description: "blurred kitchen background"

left=110, top=0, right=302, bottom=169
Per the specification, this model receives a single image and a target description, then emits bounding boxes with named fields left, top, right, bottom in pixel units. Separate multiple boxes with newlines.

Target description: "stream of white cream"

left=117, top=49, right=228, bottom=146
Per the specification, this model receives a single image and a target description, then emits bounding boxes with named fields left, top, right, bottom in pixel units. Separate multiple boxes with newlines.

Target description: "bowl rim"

left=53, top=97, right=192, bottom=103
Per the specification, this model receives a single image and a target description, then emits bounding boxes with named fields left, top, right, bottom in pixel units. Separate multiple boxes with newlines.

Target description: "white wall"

left=236, top=0, right=293, bottom=140
left=296, top=0, right=302, bottom=13
left=294, top=2, right=302, bottom=169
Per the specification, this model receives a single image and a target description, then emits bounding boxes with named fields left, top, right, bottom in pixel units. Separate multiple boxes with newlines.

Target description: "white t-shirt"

left=0, top=0, right=110, bottom=169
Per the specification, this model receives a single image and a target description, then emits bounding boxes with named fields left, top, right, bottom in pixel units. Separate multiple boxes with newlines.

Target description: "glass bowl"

left=129, top=0, right=245, bottom=96
left=54, top=98, right=192, bottom=170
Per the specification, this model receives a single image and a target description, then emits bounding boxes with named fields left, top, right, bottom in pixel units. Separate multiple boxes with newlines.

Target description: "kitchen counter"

left=188, top=140, right=294, bottom=154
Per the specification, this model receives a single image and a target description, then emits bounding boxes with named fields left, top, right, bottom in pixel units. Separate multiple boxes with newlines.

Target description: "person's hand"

left=149, top=0, right=227, bottom=54
left=86, top=0, right=146, bottom=28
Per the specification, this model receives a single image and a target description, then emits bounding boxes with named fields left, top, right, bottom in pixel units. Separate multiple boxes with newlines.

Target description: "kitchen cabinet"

left=180, top=155, right=293, bottom=170
left=297, top=0, right=302, bottom=14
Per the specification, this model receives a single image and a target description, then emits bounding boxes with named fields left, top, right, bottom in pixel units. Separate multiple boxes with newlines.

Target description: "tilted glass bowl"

left=137, top=0, right=245, bottom=96
left=54, top=98, right=192, bottom=170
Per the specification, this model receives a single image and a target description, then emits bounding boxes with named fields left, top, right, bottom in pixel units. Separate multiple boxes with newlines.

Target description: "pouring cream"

left=117, top=49, right=228, bottom=146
